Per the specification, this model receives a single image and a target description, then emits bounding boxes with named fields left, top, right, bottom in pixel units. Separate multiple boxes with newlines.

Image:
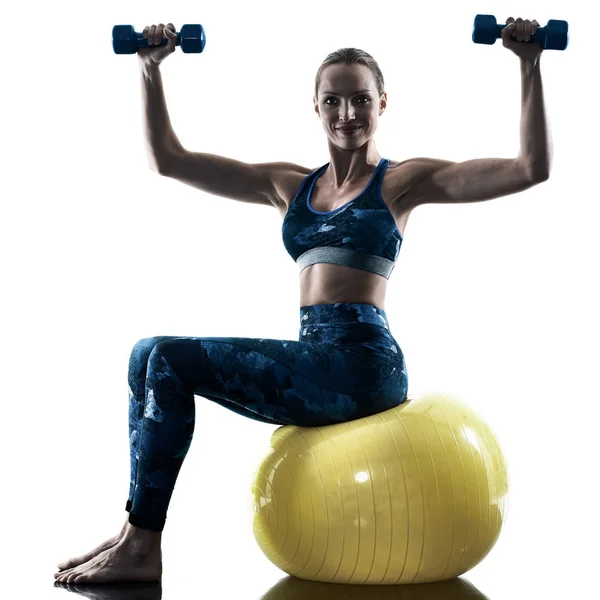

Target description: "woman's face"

left=314, top=63, right=386, bottom=145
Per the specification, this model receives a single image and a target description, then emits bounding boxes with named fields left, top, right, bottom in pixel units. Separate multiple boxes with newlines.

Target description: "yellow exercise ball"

left=250, top=390, right=509, bottom=585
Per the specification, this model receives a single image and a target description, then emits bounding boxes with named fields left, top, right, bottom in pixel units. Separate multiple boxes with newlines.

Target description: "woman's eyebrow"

left=322, top=89, right=371, bottom=95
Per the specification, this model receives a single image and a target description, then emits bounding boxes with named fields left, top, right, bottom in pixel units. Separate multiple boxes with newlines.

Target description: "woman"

left=55, top=17, right=550, bottom=584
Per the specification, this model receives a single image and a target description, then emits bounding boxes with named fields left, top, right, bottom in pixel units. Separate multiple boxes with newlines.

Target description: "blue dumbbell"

left=112, top=24, right=206, bottom=54
left=472, top=15, right=569, bottom=50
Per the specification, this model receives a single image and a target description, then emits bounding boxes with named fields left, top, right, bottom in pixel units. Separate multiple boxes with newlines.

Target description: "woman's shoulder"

left=269, top=162, right=321, bottom=212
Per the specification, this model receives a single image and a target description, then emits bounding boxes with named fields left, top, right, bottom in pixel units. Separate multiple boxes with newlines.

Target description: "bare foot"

left=57, top=517, right=129, bottom=572
left=54, top=537, right=162, bottom=584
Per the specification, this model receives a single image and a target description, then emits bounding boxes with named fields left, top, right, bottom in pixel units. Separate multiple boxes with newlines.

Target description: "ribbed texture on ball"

left=250, top=391, right=509, bottom=585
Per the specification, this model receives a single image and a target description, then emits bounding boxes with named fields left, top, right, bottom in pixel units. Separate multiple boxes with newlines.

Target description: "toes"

left=69, top=565, right=97, bottom=585
left=65, top=567, right=90, bottom=584
left=56, top=560, right=78, bottom=575
left=55, top=553, right=99, bottom=581
left=57, top=566, right=76, bottom=576
left=55, top=565, right=84, bottom=583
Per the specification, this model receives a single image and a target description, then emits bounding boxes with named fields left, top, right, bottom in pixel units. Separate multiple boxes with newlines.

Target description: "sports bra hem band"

left=297, top=246, right=395, bottom=279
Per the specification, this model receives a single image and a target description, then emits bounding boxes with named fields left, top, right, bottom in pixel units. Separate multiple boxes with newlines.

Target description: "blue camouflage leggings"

left=125, top=302, right=408, bottom=531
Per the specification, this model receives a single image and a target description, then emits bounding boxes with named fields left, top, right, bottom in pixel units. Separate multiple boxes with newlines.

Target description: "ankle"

left=122, top=522, right=162, bottom=548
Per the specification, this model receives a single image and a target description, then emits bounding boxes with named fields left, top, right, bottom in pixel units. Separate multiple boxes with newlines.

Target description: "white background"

left=2, top=0, right=598, bottom=598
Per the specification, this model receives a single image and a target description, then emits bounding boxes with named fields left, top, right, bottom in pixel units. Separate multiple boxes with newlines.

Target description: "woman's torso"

left=273, top=158, right=424, bottom=310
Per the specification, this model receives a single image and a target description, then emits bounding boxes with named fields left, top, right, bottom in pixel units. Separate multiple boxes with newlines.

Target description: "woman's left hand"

left=502, top=17, right=544, bottom=61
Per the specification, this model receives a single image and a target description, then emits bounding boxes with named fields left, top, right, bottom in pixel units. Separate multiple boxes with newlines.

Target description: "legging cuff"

left=128, top=510, right=165, bottom=532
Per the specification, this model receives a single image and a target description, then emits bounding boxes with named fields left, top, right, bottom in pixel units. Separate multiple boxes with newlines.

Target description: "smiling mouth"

left=337, top=126, right=361, bottom=133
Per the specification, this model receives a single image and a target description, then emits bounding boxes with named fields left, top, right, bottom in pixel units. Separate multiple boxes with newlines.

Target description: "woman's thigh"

left=148, top=332, right=408, bottom=428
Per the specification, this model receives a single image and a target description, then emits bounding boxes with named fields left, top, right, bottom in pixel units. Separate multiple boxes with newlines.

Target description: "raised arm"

left=400, top=54, right=551, bottom=208
left=139, top=61, right=185, bottom=172
left=140, top=60, right=287, bottom=208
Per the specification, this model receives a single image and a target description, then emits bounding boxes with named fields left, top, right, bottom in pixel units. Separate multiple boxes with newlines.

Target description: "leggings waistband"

left=299, top=302, right=390, bottom=330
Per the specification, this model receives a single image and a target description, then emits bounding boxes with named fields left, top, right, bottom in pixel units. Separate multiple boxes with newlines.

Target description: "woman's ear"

left=380, top=92, right=387, bottom=115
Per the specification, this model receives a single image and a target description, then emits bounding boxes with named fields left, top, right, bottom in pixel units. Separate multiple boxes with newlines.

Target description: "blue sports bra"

left=281, top=157, right=403, bottom=279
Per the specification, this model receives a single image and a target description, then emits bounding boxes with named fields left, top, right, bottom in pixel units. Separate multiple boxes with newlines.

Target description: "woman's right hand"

left=138, top=23, right=178, bottom=66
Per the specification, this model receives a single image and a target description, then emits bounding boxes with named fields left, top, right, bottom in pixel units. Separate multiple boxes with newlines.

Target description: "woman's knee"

left=131, top=336, right=174, bottom=358
left=147, top=339, right=191, bottom=378
left=128, top=337, right=172, bottom=381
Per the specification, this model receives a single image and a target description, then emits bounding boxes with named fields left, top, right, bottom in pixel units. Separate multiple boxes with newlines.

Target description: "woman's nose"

left=338, top=105, right=356, bottom=120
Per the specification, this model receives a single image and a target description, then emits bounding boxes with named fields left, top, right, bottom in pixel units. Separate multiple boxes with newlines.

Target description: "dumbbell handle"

left=135, top=28, right=189, bottom=49
left=494, top=23, right=550, bottom=44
